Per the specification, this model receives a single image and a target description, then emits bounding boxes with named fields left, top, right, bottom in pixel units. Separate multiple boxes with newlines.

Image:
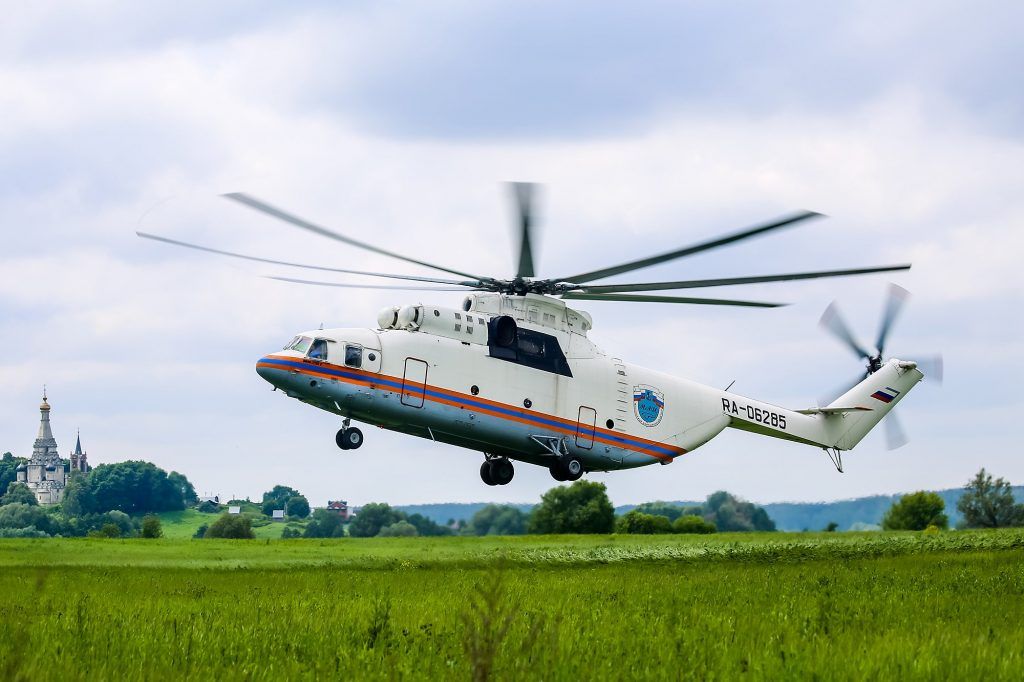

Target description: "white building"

left=16, top=392, right=68, bottom=505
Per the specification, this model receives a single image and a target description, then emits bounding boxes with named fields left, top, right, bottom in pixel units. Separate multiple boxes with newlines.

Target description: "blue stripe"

left=259, top=356, right=679, bottom=456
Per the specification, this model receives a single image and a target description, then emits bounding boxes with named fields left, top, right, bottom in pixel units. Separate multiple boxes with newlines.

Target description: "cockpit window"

left=345, top=344, right=362, bottom=368
left=291, top=336, right=312, bottom=354
left=283, top=336, right=300, bottom=350
left=308, top=339, right=329, bottom=360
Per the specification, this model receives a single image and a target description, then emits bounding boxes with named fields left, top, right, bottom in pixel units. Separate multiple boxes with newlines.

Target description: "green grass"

left=1, top=530, right=1022, bottom=680
left=153, top=509, right=303, bottom=540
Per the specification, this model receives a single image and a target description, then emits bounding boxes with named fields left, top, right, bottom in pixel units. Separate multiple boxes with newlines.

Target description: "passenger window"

left=345, top=344, right=362, bottom=368
left=308, top=339, right=328, bottom=360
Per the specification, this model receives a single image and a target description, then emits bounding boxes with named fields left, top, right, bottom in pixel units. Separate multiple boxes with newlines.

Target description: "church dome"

left=16, top=464, right=26, bottom=471
left=40, top=398, right=51, bottom=411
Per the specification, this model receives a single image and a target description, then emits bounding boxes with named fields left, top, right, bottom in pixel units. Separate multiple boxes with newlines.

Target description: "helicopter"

left=139, top=184, right=937, bottom=485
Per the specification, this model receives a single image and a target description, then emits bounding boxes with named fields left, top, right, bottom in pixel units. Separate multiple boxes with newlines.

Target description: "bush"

left=349, top=503, right=404, bottom=537
left=528, top=481, right=615, bottom=534
left=304, top=509, right=346, bottom=538
left=883, top=491, right=948, bottom=531
left=2, top=481, right=37, bottom=506
left=465, top=505, right=526, bottom=536
left=197, top=500, right=219, bottom=514
left=281, top=526, right=303, bottom=539
left=378, top=520, right=418, bottom=537
left=204, top=513, right=255, bottom=539
left=0, top=503, right=63, bottom=535
left=193, top=524, right=208, bottom=539
left=141, top=514, right=163, bottom=538
left=673, top=514, right=717, bottom=534
left=616, top=510, right=673, bottom=534
left=0, top=526, right=49, bottom=538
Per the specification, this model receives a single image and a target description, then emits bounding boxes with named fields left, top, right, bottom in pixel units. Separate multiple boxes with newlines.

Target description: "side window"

left=308, top=339, right=328, bottom=360
left=345, top=344, right=363, bottom=368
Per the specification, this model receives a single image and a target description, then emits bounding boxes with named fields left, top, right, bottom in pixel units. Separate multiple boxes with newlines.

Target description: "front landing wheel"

left=336, top=427, right=363, bottom=450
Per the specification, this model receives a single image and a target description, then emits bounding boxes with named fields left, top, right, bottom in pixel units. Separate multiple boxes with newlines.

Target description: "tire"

left=342, top=427, right=363, bottom=450
left=562, top=457, right=584, bottom=481
left=489, top=458, right=515, bottom=485
left=335, top=428, right=351, bottom=450
left=480, top=461, right=497, bottom=486
left=549, top=465, right=567, bottom=482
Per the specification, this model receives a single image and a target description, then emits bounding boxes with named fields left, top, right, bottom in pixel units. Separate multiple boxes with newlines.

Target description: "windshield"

left=283, top=336, right=300, bottom=350
left=290, top=336, right=313, bottom=354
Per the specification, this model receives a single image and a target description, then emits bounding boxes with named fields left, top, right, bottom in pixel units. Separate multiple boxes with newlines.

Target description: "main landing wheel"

left=480, top=461, right=497, bottom=486
left=550, top=457, right=583, bottom=482
left=480, top=458, right=515, bottom=486
left=336, top=427, right=363, bottom=450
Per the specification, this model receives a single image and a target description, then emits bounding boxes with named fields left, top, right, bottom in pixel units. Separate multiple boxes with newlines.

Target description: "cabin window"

left=291, top=336, right=313, bottom=354
left=345, top=344, right=363, bottom=368
left=308, top=339, right=329, bottom=360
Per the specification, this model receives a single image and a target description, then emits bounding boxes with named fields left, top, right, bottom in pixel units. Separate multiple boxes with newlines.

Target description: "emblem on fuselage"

left=633, top=385, right=665, bottom=427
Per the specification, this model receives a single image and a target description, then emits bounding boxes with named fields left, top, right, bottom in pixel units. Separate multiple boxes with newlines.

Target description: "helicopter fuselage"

left=255, top=293, right=924, bottom=481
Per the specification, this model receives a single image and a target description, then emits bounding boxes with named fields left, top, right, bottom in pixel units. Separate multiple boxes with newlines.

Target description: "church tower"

left=16, top=390, right=69, bottom=505
left=70, top=430, right=90, bottom=473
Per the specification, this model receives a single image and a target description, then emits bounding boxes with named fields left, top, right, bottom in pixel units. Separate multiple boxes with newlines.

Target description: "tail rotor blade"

left=884, top=411, right=909, bottom=450
left=875, top=283, right=910, bottom=355
left=914, top=354, right=944, bottom=384
left=509, top=182, right=537, bottom=278
left=817, top=370, right=868, bottom=407
left=820, top=302, right=871, bottom=360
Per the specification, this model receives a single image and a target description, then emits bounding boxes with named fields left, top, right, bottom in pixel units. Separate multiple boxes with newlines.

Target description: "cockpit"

left=281, top=332, right=378, bottom=371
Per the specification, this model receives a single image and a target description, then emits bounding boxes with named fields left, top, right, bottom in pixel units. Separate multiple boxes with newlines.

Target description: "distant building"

left=271, top=509, right=285, bottom=521
left=69, top=430, right=90, bottom=474
left=16, top=392, right=68, bottom=505
left=326, top=500, right=351, bottom=520
left=228, top=506, right=241, bottom=515
left=198, top=494, right=220, bottom=504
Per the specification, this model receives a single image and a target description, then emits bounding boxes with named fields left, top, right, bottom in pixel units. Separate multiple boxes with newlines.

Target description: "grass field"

left=2, top=530, right=1022, bottom=680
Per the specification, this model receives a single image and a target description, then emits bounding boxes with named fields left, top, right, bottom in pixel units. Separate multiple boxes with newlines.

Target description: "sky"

left=1, top=1, right=1022, bottom=507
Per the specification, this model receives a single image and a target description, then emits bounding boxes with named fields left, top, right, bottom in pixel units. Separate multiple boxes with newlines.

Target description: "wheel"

left=335, top=428, right=350, bottom=450
left=342, top=427, right=363, bottom=450
left=554, top=457, right=584, bottom=482
left=489, top=458, right=515, bottom=485
left=480, top=461, right=497, bottom=486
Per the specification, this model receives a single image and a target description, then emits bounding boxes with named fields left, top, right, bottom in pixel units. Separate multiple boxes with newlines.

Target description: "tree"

left=673, top=514, right=717, bottom=534
left=141, top=514, right=163, bottom=538
left=957, top=468, right=1024, bottom=528
left=378, top=520, right=418, bottom=537
left=824, top=521, right=839, bottom=532
left=197, top=500, right=219, bottom=514
left=204, top=513, right=255, bottom=539
left=631, top=502, right=685, bottom=522
left=303, top=508, right=346, bottom=538
left=348, top=502, right=404, bottom=537
left=467, top=505, right=527, bottom=536
left=2, top=482, right=37, bottom=506
left=62, top=471, right=94, bottom=516
left=704, top=491, right=776, bottom=532
left=528, top=481, right=615, bottom=534
left=883, top=491, right=948, bottom=530
left=406, top=513, right=453, bottom=536
left=0, top=452, right=27, bottom=493
left=0, top=503, right=62, bottom=536
left=281, top=526, right=303, bottom=539
left=616, top=510, right=673, bottom=534
left=168, top=471, right=198, bottom=506
left=86, top=461, right=186, bottom=514
left=286, top=495, right=310, bottom=519
left=193, top=523, right=209, bottom=539
left=261, top=485, right=301, bottom=516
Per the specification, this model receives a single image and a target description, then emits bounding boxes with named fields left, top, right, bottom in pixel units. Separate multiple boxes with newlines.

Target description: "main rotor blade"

left=136, top=232, right=482, bottom=286
left=875, top=283, right=910, bottom=355
left=510, top=182, right=537, bottom=278
left=820, top=302, right=871, bottom=359
left=266, top=276, right=481, bottom=291
left=556, top=210, right=823, bottom=284
left=884, top=412, right=909, bottom=450
left=561, top=292, right=785, bottom=307
left=574, top=264, right=913, bottom=294
left=224, top=193, right=490, bottom=282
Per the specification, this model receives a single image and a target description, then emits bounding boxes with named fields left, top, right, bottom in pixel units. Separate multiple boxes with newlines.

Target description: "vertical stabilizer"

left=827, top=359, right=923, bottom=449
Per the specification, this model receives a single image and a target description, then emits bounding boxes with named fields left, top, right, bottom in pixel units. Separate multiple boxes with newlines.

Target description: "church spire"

left=31, top=389, right=60, bottom=465
left=75, top=429, right=83, bottom=455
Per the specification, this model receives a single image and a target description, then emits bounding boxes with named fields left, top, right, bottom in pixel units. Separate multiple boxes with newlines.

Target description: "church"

left=15, top=392, right=90, bottom=505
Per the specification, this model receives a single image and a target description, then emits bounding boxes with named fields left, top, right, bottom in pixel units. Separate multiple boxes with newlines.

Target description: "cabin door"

left=576, top=405, right=597, bottom=449
left=401, top=358, right=428, bottom=408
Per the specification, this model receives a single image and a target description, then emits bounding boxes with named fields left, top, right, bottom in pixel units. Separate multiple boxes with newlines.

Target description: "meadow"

left=1, top=530, right=1023, bottom=680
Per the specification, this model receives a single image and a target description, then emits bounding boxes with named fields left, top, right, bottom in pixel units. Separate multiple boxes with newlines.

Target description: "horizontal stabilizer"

left=795, top=406, right=873, bottom=415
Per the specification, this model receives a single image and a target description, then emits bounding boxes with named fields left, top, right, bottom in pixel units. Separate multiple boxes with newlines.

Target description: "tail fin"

left=824, top=359, right=923, bottom=449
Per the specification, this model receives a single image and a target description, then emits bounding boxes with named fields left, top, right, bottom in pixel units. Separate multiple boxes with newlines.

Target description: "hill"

left=399, top=486, right=1024, bottom=531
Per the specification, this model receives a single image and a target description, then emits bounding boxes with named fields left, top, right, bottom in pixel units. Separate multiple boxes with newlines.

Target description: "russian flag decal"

left=870, top=387, right=901, bottom=403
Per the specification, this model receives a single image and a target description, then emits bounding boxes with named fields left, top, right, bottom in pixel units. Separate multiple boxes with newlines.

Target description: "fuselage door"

left=576, top=405, right=597, bottom=449
left=402, top=357, right=428, bottom=408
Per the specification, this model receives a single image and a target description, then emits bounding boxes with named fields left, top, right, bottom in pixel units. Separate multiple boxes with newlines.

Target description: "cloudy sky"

left=2, top=1, right=1021, bottom=507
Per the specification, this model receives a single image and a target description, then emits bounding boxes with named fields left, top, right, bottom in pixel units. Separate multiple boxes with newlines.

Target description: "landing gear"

left=550, top=457, right=583, bottom=482
left=480, top=456, right=514, bottom=486
left=335, top=426, right=363, bottom=450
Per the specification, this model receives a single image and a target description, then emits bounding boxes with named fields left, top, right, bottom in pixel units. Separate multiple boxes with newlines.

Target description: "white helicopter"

left=139, top=185, right=939, bottom=485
